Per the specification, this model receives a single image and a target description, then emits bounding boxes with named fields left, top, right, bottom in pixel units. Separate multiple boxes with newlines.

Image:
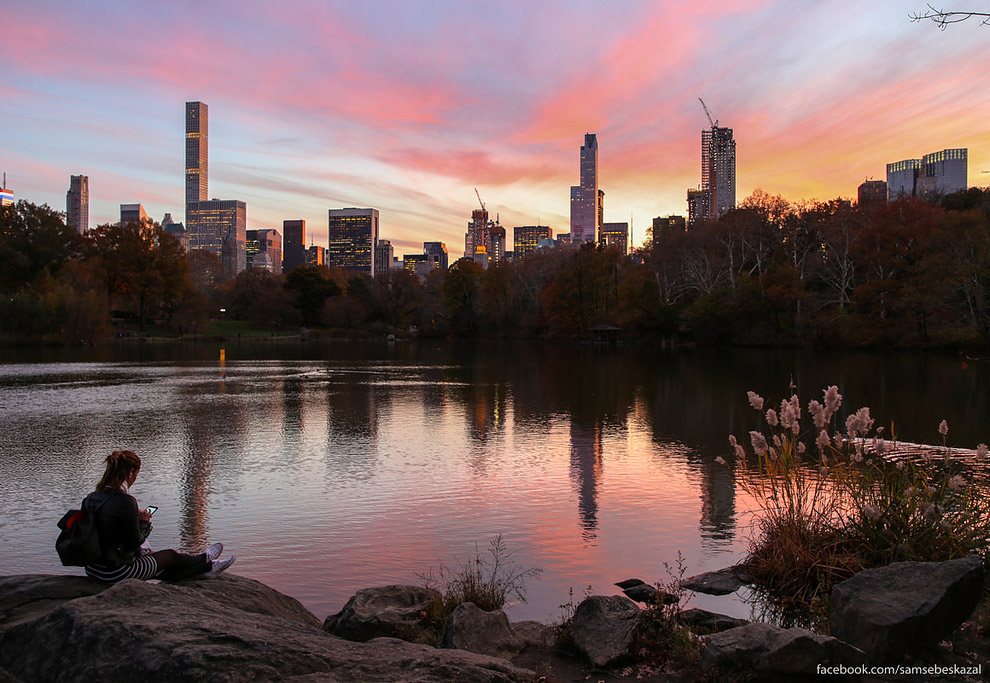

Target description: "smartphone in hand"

left=145, top=506, right=158, bottom=516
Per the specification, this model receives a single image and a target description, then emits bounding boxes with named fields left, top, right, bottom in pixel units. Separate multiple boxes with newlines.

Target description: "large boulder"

left=702, top=622, right=866, bottom=676
left=0, top=574, right=533, bottom=682
left=440, top=602, right=524, bottom=659
left=570, top=595, right=641, bottom=667
left=0, top=575, right=109, bottom=637
left=324, top=584, right=442, bottom=644
left=830, top=555, right=985, bottom=663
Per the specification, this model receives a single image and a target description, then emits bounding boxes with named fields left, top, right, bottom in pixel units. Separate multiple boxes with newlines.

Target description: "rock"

left=677, top=607, right=748, bottom=633
left=511, top=620, right=553, bottom=648
left=830, top=555, right=984, bottom=663
left=441, top=602, right=524, bottom=659
left=702, top=622, right=865, bottom=676
left=615, top=578, right=646, bottom=589
left=0, top=575, right=109, bottom=637
left=323, top=584, right=442, bottom=644
left=0, top=574, right=533, bottom=682
left=615, top=578, right=678, bottom=604
left=570, top=595, right=642, bottom=667
left=681, top=566, right=752, bottom=595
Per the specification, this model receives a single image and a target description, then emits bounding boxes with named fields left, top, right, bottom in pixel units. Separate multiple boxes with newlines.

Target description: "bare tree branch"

left=910, top=4, right=990, bottom=29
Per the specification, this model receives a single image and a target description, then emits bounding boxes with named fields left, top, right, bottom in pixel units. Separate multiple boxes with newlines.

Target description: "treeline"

left=2, top=188, right=990, bottom=347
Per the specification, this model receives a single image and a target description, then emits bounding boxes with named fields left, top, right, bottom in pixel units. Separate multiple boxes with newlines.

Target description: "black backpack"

left=55, top=495, right=110, bottom=567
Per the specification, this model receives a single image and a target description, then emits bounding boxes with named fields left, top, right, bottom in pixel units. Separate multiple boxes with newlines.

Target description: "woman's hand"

left=138, top=509, right=152, bottom=522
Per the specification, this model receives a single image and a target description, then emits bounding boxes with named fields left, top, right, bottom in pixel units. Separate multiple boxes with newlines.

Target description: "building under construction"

left=687, top=99, right=736, bottom=224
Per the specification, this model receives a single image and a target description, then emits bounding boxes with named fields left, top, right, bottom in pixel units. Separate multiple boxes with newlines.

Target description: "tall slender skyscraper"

left=185, top=102, right=208, bottom=207
left=66, top=175, right=89, bottom=234
left=570, top=133, right=600, bottom=245
left=687, top=111, right=736, bottom=223
left=703, top=126, right=736, bottom=220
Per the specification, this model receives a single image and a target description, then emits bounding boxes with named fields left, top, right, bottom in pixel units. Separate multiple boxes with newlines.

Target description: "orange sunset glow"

left=2, top=1, right=989, bottom=255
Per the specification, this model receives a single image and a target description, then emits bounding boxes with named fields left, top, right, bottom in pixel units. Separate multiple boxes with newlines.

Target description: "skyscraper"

left=185, top=102, right=208, bottom=207
left=423, top=241, right=449, bottom=270
left=246, top=228, right=282, bottom=274
left=570, top=133, right=600, bottom=245
left=374, top=239, right=394, bottom=275
left=513, top=225, right=552, bottom=256
left=466, top=208, right=489, bottom=259
left=66, top=175, right=89, bottom=234
left=282, top=220, right=307, bottom=273
left=686, top=104, right=736, bottom=224
left=327, top=208, right=378, bottom=275
left=120, top=203, right=148, bottom=224
left=600, top=222, right=629, bottom=254
left=187, top=200, right=247, bottom=276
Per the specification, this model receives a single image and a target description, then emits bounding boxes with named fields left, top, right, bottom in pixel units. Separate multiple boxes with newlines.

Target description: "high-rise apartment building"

left=327, top=208, right=378, bottom=275
left=513, top=225, right=552, bottom=256
left=187, top=200, right=247, bottom=276
left=489, top=223, right=506, bottom=264
left=686, top=116, right=736, bottom=224
left=703, top=126, right=736, bottom=219
left=466, top=208, right=489, bottom=259
left=600, top=222, right=628, bottom=254
left=570, top=133, right=600, bottom=245
left=162, top=213, right=188, bottom=251
left=887, top=149, right=967, bottom=201
left=66, top=175, right=89, bottom=234
left=424, top=242, right=449, bottom=270
left=307, top=245, right=325, bottom=267
left=120, top=203, right=148, bottom=224
left=185, top=102, right=208, bottom=207
left=282, top=220, right=306, bottom=273
left=374, top=239, right=394, bottom=276
left=0, top=188, right=12, bottom=207
left=246, top=228, right=282, bottom=274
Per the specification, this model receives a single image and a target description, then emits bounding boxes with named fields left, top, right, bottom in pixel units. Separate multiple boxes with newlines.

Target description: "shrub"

left=418, top=535, right=542, bottom=629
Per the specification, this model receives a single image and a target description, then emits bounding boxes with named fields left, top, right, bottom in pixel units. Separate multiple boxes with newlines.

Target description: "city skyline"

left=3, top=1, right=989, bottom=258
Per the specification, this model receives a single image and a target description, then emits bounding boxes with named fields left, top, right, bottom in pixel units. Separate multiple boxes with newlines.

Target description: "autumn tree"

left=0, top=200, right=82, bottom=293
left=284, top=265, right=341, bottom=327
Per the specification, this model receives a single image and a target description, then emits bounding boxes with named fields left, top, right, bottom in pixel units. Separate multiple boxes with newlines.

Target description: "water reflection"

left=2, top=343, right=988, bottom=623
left=569, top=421, right=603, bottom=543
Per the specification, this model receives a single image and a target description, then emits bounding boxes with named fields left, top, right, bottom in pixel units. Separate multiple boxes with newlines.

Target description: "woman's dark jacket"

left=83, top=489, right=152, bottom=567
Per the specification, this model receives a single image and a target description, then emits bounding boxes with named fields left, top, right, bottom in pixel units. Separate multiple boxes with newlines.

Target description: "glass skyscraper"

left=328, top=208, right=379, bottom=275
left=570, top=133, right=600, bottom=245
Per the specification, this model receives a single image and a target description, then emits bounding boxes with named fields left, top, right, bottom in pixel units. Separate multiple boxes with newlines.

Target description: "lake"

left=0, top=341, right=986, bottom=623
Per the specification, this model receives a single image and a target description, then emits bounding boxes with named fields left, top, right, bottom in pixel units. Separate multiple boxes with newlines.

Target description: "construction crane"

left=698, top=98, right=717, bottom=128
left=474, top=188, right=486, bottom=212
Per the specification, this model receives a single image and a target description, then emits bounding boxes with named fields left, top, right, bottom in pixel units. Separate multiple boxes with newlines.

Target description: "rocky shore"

left=1, top=556, right=987, bottom=682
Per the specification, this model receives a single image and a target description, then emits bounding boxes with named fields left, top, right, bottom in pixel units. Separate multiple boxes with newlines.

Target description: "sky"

left=3, top=1, right=990, bottom=258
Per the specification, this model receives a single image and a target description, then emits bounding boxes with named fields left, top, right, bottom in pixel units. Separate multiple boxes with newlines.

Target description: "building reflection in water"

left=569, top=420, right=603, bottom=543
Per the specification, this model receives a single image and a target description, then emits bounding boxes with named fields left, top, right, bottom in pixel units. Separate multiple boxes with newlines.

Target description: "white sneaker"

left=204, top=543, right=223, bottom=561
left=202, top=555, right=235, bottom=579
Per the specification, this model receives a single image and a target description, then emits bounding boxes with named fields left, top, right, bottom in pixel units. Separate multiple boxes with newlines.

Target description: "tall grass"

left=418, top=535, right=542, bottom=616
left=727, top=385, right=990, bottom=618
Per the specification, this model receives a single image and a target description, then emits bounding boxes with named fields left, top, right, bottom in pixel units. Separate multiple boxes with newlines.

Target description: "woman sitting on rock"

left=83, top=450, right=234, bottom=582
